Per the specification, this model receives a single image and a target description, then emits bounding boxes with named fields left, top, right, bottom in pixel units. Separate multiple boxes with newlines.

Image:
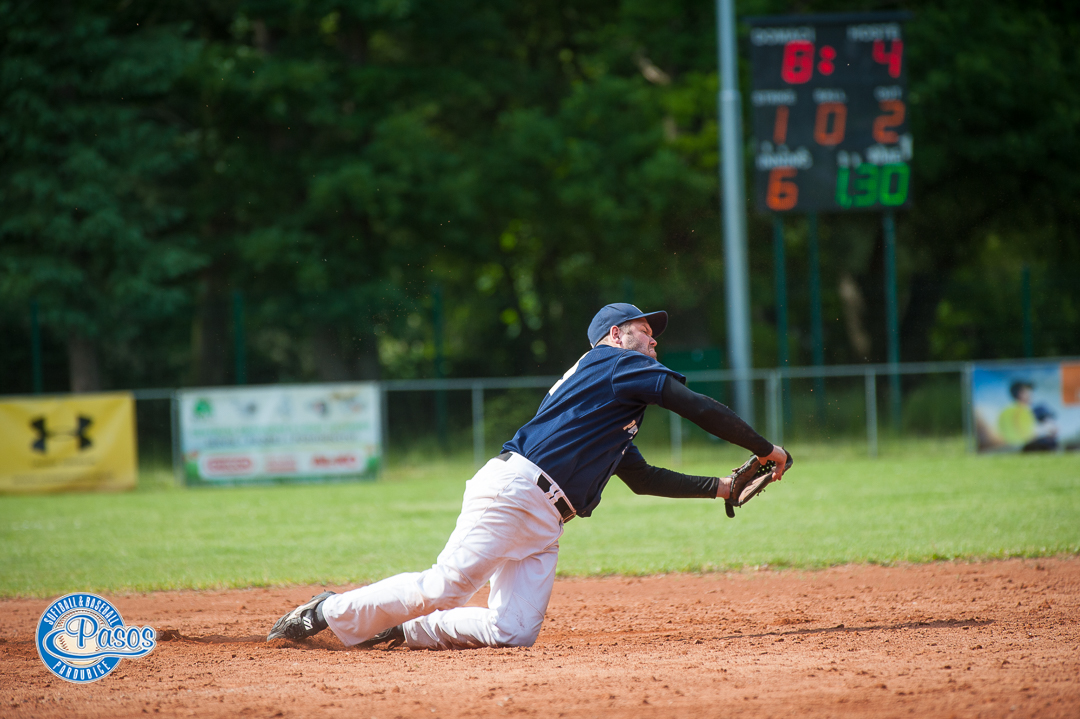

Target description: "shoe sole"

left=266, top=591, right=335, bottom=641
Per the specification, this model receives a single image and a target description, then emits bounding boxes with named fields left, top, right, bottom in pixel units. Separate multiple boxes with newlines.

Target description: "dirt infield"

left=2, top=557, right=1078, bottom=719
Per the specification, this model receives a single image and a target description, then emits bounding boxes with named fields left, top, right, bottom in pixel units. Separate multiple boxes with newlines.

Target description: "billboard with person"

left=972, top=362, right=1080, bottom=452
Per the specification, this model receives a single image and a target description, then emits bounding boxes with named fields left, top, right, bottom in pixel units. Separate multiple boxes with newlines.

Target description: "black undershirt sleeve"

left=660, top=375, right=774, bottom=457
left=613, top=376, right=776, bottom=501
left=615, top=444, right=719, bottom=499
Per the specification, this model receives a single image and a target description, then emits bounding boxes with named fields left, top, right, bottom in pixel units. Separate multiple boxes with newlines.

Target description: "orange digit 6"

left=873, top=100, right=906, bottom=144
left=766, top=168, right=798, bottom=211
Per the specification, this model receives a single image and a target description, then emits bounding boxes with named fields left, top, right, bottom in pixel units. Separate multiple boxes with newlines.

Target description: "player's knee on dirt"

left=491, top=596, right=545, bottom=647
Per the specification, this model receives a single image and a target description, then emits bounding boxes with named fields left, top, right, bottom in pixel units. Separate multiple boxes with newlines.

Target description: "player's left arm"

left=615, top=444, right=722, bottom=499
left=660, top=375, right=788, bottom=483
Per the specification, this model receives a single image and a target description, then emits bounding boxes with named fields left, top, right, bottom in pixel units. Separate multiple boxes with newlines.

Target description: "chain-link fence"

left=372, top=362, right=974, bottom=469
left=111, top=361, right=981, bottom=480
left=58, top=357, right=1075, bottom=481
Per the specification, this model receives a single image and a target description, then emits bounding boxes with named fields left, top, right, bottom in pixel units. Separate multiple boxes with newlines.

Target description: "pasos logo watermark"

left=36, top=593, right=156, bottom=683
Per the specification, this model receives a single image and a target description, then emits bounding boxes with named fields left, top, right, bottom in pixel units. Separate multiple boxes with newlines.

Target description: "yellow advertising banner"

left=0, top=393, right=138, bottom=493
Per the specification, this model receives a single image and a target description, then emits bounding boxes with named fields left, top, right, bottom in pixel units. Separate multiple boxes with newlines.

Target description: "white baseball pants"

left=321, top=453, right=565, bottom=650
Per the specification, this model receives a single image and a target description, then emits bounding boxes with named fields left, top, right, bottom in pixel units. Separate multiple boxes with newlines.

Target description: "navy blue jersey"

left=503, top=345, right=685, bottom=517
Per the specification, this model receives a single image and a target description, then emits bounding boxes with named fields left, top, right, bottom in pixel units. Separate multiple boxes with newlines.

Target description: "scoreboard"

left=747, top=13, right=912, bottom=213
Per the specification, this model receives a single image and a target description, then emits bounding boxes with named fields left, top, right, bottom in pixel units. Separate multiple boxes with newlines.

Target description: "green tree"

left=4, top=0, right=1077, bottom=396
left=164, top=0, right=718, bottom=382
left=901, top=1, right=1080, bottom=361
left=0, top=1, right=201, bottom=391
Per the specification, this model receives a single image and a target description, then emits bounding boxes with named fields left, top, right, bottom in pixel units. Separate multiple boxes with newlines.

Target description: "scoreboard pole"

left=773, top=217, right=791, bottom=430
left=773, top=217, right=788, bottom=373
left=717, top=0, right=755, bottom=424
left=883, top=211, right=901, bottom=430
left=807, top=213, right=827, bottom=418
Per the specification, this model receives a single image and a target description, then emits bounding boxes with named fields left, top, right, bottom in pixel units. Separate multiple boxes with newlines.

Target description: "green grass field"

left=1, top=442, right=1078, bottom=598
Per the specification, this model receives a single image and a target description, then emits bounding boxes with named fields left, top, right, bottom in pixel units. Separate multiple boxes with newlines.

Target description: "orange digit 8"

left=766, top=168, right=798, bottom=211
left=873, top=100, right=906, bottom=143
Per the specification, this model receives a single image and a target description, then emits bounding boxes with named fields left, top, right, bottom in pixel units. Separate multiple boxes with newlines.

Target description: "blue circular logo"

left=36, top=593, right=156, bottom=684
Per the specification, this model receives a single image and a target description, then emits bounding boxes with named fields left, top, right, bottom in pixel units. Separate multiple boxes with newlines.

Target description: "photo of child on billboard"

left=973, top=363, right=1080, bottom=453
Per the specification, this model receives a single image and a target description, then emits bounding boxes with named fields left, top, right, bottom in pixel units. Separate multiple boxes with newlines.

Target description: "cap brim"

left=588, top=307, right=670, bottom=347
left=640, top=311, right=668, bottom=338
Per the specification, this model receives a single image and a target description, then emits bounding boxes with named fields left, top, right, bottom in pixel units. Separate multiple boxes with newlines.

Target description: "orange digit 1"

left=766, top=168, right=798, bottom=211
left=773, top=105, right=790, bottom=145
left=813, top=103, right=847, bottom=146
left=873, top=100, right=906, bottom=143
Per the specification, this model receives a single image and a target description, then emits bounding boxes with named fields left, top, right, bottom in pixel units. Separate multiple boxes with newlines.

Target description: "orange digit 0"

left=813, top=102, right=847, bottom=146
left=766, top=168, right=798, bottom=211
left=873, top=100, right=906, bottom=143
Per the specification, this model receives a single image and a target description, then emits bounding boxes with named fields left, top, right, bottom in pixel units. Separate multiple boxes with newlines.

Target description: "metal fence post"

left=30, top=299, right=43, bottom=394
left=472, top=383, right=485, bottom=467
left=766, top=371, right=782, bottom=445
left=1021, top=265, right=1033, bottom=358
left=379, top=384, right=390, bottom=473
left=665, top=392, right=682, bottom=464
left=961, top=364, right=974, bottom=454
left=865, top=370, right=878, bottom=458
left=232, top=290, right=247, bottom=385
left=807, top=214, right=826, bottom=418
left=665, top=408, right=682, bottom=464
left=170, top=391, right=183, bottom=486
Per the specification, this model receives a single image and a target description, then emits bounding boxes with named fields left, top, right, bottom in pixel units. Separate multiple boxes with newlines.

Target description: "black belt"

left=496, top=452, right=575, bottom=522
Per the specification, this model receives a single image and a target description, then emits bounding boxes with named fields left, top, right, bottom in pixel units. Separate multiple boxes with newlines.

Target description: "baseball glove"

left=724, top=450, right=794, bottom=518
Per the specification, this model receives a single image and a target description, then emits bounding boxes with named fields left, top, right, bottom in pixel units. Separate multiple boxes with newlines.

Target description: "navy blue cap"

left=587, top=303, right=668, bottom=347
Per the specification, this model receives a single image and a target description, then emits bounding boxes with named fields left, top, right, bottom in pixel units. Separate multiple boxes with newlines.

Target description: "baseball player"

left=268, top=303, right=789, bottom=649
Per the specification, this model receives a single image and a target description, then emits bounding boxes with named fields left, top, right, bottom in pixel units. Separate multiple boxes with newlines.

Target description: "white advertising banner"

left=178, top=383, right=381, bottom=485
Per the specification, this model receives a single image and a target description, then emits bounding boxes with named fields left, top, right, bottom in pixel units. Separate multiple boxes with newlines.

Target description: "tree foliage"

left=1, top=0, right=1077, bottom=393
left=0, top=1, right=201, bottom=389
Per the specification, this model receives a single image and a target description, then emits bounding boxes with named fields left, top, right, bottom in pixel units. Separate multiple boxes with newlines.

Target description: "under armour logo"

left=30, top=416, right=93, bottom=453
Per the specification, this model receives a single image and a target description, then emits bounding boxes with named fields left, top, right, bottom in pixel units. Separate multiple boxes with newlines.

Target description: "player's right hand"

left=756, top=445, right=791, bottom=483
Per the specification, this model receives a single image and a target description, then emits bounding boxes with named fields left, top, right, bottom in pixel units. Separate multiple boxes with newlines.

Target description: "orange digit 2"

left=813, top=103, right=847, bottom=146
left=873, top=100, right=906, bottom=143
left=766, top=168, right=798, bottom=211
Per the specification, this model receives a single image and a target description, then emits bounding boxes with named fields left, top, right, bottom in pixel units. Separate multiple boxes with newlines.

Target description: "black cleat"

left=266, top=591, right=335, bottom=641
left=357, top=624, right=405, bottom=649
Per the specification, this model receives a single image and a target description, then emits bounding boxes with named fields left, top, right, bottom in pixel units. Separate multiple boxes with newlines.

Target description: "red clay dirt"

left=2, top=557, right=1078, bottom=719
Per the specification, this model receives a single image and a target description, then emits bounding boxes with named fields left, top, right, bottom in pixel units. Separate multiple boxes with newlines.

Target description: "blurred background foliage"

left=1, top=0, right=1078, bottom=393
